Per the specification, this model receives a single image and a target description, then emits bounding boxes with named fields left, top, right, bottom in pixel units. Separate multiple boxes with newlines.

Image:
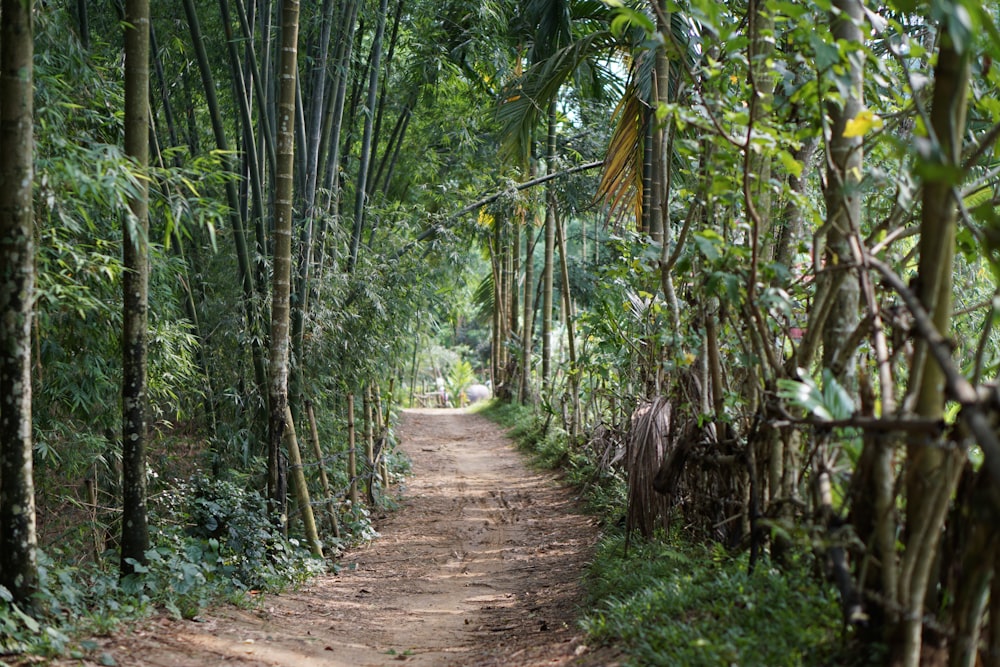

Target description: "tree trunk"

left=0, top=0, right=39, bottom=604
left=283, top=405, right=323, bottom=557
left=364, top=0, right=404, bottom=201
left=182, top=0, right=270, bottom=423
left=76, top=0, right=90, bottom=50
left=120, top=0, right=151, bottom=576
left=541, top=103, right=557, bottom=395
left=305, top=400, right=340, bottom=539
left=896, top=16, right=971, bottom=667
left=520, top=222, right=536, bottom=404
left=820, top=0, right=863, bottom=388
left=319, top=0, right=359, bottom=206
left=267, top=0, right=301, bottom=526
left=302, top=0, right=337, bottom=213
left=556, top=210, right=579, bottom=436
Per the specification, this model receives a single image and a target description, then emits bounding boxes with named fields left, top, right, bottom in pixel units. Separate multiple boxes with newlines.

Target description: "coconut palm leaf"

left=472, top=271, right=496, bottom=325
left=595, top=73, right=647, bottom=229
left=596, top=10, right=699, bottom=230
left=498, top=29, right=622, bottom=167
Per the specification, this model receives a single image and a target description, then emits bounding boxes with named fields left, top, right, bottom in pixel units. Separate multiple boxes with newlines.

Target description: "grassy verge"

left=478, top=400, right=848, bottom=667
left=582, top=534, right=847, bottom=666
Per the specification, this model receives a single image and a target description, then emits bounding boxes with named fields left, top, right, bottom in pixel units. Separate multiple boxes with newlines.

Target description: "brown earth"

left=61, top=408, right=622, bottom=667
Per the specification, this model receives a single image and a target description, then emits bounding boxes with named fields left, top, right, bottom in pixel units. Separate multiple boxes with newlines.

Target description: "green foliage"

left=0, top=476, right=326, bottom=662
left=581, top=534, right=845, bottom=667
left=777, top=369, right=855, bottom=421
left=159, top=475, right=326, bottom=592
left=447, top=359, right=476, bottom=401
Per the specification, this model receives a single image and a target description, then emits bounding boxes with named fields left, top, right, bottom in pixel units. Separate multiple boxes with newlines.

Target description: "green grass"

left=582, top=533, right=846, bottom=666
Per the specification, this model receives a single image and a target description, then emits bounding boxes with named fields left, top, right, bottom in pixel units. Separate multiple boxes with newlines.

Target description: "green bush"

left=482, top=401, right=845, bottom=666
left=158, top=475, right=326, bottom=593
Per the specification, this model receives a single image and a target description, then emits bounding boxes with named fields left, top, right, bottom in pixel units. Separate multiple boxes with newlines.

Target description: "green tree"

left=896, top=10, right=972, bottom=666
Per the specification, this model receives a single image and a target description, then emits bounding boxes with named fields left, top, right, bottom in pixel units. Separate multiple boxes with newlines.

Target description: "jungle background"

left=2, top=0, right=1000, bottom=665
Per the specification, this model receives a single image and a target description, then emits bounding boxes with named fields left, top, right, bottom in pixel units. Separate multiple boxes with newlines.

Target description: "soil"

left=61, top=408, right=622, bottom=667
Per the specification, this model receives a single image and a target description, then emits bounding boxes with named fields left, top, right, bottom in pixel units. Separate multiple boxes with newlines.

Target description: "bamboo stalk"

left=305, top=400, right=340, bottom=539
left=283, top=405, right=323, bottom=557
left=364, top=386, right=376, bottom=505
left=347, top=394, right=359, bottom=506
left=380, top=379, right=393, bottom=487
left=86, top=475, right=101, bottom=564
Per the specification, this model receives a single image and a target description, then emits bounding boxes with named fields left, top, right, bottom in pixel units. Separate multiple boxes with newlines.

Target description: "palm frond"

left=498, top=30, right=620, bottom=167
left=595, top=74, right=647, bottom=230
left=472, top=272, right=496, bottom=325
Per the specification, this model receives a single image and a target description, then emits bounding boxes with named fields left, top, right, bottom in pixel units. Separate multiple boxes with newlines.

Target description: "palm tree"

left=499, top=0, right=620, bottom=400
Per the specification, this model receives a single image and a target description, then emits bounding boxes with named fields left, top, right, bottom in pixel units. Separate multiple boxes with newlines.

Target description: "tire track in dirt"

left=68, top=408, right=620, bottom=667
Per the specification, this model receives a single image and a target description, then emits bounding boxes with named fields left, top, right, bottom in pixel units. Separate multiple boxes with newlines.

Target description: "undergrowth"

left=582, top=534, right=847, bottom=666
left=477, top=400, right=625, bottom=518
left=479, top=400, right=848, bottom=667
left=1, top=450, right=403, bottom=664
left=0, top=475, right=327, bottom=662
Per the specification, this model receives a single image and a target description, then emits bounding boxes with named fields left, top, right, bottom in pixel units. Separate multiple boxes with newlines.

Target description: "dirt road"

left=84, top=408, right=617, bottom=667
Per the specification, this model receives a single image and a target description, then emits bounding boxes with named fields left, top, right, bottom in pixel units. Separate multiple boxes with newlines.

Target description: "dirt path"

left=80, top=409, right=618, bottom=667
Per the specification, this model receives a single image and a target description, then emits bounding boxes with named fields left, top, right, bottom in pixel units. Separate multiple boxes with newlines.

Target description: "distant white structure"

left=465, top=383, right=491, bottom=404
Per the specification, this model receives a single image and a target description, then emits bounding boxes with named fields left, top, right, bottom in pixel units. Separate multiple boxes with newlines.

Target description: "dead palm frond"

left=595, top=10, right=700, bottom=230
left=625, top=396, right=673, bottom=541
left=595, top=75, right=648, bottom=230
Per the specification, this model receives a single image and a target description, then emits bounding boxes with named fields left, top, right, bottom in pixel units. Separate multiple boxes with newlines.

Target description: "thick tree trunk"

left=120, top=0, right=151, bottom=576
left=0, top=0, right=39, bottom=604
left=267, top=0, right=301, bottom=526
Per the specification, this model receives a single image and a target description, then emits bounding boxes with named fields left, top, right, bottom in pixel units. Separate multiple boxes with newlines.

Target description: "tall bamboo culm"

left=305, top=399, right=340, bottom=539
left=347, top=394, right=359, bottom=506
left=364, top=386, right=375, bottom=505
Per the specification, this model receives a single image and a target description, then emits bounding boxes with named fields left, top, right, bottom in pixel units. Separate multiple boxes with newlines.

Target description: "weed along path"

left=79, top=408, right=617, bottom=667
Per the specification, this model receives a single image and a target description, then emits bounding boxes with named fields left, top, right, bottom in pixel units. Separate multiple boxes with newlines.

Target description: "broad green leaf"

left=12, top=603, right=40, bottom=633
left=809, top=34, right=840, bottom=70
left=820, top=369, right=855, bottom=420
left=694, top=231, right=722, bottom=261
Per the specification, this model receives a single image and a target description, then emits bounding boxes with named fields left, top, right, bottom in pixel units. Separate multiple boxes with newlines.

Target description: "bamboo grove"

left=1, top=0, right=1000, bottom=665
